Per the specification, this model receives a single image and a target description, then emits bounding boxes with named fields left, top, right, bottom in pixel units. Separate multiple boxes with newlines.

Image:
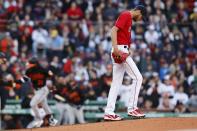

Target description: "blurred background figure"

left=119, top=75, right=133, bottom=107
left=47, top=28, right=64, bottom=60
left=31, top=23, right=48, bottom=58
left=64, top=74, right=86, bottom=124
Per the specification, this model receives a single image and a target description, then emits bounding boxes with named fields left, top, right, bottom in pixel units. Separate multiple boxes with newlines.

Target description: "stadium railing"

left=0, top=99, right=124, bottom=121
left=1, top=99, right=197, bottom=122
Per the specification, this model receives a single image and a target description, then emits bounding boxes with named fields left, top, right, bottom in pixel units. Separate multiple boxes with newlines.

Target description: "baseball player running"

left=104, top=5, right=147, bottom=121
left=23, top=58, right=58, bottom=128
left=0, top=53, right=57, bottom=127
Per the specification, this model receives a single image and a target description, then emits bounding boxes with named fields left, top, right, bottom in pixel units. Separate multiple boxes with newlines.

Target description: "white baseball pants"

left=105, top=45, right=143, bottom=115
left=56, top=102, right=70, bottom=125
left=30, top=86, right=52, bottom=120
left=65, top=104, right=85, bottom=124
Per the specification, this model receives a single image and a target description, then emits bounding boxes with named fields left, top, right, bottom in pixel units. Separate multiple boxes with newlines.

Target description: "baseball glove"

left=112, top=51, right=129, bottom=64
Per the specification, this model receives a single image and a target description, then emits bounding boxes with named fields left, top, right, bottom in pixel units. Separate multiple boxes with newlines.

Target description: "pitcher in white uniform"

left=104, top=5, right=147, bottom=121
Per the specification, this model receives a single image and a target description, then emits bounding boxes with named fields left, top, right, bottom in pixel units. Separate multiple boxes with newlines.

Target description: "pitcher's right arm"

left=111, top=26, right=120, bottom=56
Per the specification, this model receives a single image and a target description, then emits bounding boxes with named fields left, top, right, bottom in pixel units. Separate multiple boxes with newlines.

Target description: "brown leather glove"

left=112, top=51, right=129, bottom=64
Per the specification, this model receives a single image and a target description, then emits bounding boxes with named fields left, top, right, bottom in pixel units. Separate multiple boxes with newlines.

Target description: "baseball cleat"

left=104, top=114, right=122, bottom=121
left=41, top=114, right=58, bottom=127
left=49, top=117, right=58, bottom=126
left=128, top=108, right=145, bottom=118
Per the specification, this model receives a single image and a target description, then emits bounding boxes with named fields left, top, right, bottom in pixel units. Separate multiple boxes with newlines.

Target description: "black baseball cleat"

left=41, top=114, right=58, bottom=127
left=48, top=116, right=58, bottom=126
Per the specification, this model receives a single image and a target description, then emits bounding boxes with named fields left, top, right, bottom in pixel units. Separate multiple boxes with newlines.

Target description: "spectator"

left=153, top=0, right=165, bottom=10
left=119, top=75, right=132, bottom=107
left=172, top=85, right=189, bottom=106
left=74, top=59, right=89, bottom=82
left=0, top=3, right=6, bottom=16
left=190, top=6, right=197, bottom=21
left=31, top=23, right=48, bottom=57
left=48, top=56, right=61, bottom=75
left=66, top=2, right=83, bottom=20
left=159, top=60, right=170, bottom=80
left=0, top=33, right=16, bottom=56
left=100, top=64, right=112, bottom=95
left=146, top=72, right=161, bottom=108
left=188, top=66, right=197, bottom=90
left=4, top=0, right=20, bottom=14
left=48, top=28, right=64, bottom=59
left=144, top=24, right=159, bottom=46
left=168, top=26, right=183, bottom=49
left=158, top=75, right=175, bottom=98
left=18, top=14, right=33, bottom=54
left=161, top=43, right=175, bottom=64
left=174, top=101, right=190, bottom=113
left=62, top=57, right=73, bottom=74
left=103, top=1, right=118, bottom=21
left=157, top=93, right=174, bottom=111
left=187, top=93, right=197, bottom=111
left=87, top=69, right=100, bottom=97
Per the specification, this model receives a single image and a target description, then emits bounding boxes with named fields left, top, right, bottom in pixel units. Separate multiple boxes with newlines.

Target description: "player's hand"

left=113, top=46, right=120, bottom=56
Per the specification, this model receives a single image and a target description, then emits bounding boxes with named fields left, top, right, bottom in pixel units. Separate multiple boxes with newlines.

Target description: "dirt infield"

left=10, top=117, right=197, bottom=131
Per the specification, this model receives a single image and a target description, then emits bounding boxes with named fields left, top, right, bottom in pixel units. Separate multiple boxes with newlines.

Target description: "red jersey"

left=115, top=11, right=132, bottom=47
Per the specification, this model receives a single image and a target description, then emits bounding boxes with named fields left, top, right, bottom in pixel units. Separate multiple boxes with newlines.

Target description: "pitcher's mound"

left=12, top=117, right=197, bottom=131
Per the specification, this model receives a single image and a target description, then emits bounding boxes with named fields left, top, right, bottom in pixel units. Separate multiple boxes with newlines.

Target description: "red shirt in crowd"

left=66, top=7, right=83, bottom=20
left=115, top=11, right=132, bottom=47
left=63, top=58, right=73, bottom=74
left=0, top=37, right=16, bottom=56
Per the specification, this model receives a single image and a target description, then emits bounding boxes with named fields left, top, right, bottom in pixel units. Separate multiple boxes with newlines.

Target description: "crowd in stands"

left=0, top=0, right=197, bottom=129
